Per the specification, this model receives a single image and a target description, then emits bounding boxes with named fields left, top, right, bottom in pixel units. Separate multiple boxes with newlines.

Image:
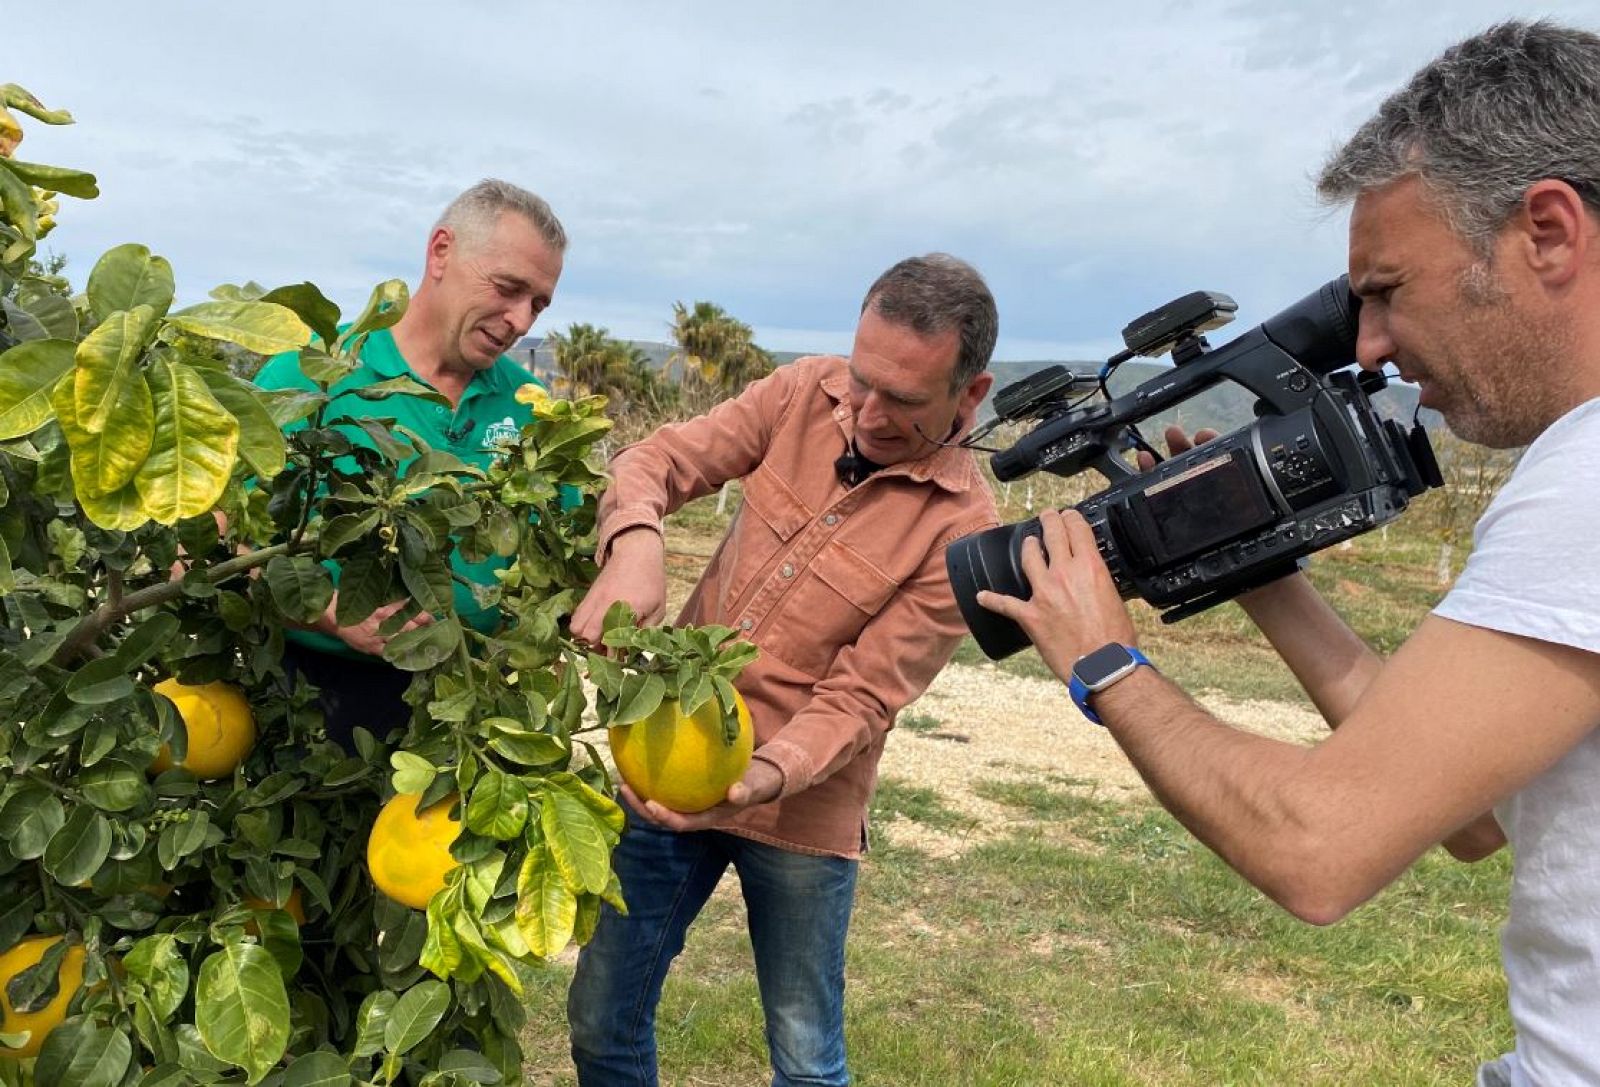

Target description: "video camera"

left=947, top=276, right=1443, bottom=660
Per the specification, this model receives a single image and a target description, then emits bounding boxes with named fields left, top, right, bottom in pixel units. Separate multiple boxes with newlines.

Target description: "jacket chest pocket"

left=768, top=537, right=899, bottom=678
left=725, top=464, right=812, bottom=606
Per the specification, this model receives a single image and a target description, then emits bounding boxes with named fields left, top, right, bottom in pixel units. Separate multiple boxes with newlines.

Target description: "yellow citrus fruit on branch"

left=608, top=687, right=754, bottom=813
left=149, top=679, right=256, bottom=780
left=367, top=793, right=461, bottom=910
left=0, top=936, right=85, bottom=1059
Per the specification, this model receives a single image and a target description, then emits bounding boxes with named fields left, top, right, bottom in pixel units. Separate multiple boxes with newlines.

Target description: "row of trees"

left=543, top=301, right=775, bottom=427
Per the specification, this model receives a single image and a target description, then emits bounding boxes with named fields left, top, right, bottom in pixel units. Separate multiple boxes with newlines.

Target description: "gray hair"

left=1317, top=20, right=1600, bottom=256
left=435, top=178, right=568, bottom=254
left=861, top=253, right=998, bottom=391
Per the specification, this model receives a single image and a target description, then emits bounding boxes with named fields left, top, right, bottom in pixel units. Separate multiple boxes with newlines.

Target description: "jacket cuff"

left=752, top=741, right=814, bottom=798
left=596, top=509, right=663, bottom=566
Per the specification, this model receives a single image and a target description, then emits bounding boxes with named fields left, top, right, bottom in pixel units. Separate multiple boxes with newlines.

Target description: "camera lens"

left=945, top=517, right=1042, bottom=660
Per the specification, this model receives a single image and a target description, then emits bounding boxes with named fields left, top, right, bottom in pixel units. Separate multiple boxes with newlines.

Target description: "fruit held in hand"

left=149, top=679, right=256, bottom=779
left=608, top=688, right=754, bottom=813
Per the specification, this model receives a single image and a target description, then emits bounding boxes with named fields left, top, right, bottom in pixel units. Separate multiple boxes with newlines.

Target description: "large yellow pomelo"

left=367, top=793, right=461, bottom=910
left=608, top=688, right=754, bottom=813
left=0, top=936, right=85, bottom=1060
left=149, top=679, right=256, bottom=779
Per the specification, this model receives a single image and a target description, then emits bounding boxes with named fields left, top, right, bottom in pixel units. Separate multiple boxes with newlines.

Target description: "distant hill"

left=511, top=337, right=1439, bottom=435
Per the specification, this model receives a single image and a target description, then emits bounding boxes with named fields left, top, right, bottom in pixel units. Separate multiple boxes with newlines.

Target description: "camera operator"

left=977, top=21, right=1600, bottom=1085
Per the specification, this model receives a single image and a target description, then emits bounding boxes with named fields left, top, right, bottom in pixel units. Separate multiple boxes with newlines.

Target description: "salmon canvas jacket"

left=597, top=354, right=1000, bottom=856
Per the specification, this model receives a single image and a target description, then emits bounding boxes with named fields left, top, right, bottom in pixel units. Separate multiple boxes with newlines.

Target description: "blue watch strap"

left=1069, top=645, right=1152, bottom=726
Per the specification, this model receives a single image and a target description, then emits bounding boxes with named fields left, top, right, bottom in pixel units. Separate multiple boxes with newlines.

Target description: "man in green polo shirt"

left=253, top=178, right=566, bottom=749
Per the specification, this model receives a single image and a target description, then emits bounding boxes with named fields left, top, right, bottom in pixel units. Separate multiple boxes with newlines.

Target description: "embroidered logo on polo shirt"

left=484, top=416, right=520, bottom=449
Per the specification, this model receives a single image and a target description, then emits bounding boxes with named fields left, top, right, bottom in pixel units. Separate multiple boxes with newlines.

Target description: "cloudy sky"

left=11, top=1, right=1600, bottom=364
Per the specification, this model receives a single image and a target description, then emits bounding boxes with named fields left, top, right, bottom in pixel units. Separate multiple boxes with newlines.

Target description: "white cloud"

left=10, top=0, right=1600, bottom=361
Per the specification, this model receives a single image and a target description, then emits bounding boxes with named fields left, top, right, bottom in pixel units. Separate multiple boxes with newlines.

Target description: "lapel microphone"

left=834, top=440, right=885, bottom=488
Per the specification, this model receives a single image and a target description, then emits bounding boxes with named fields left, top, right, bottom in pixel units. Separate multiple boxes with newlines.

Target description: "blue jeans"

left=568, top=807, right=859, bottom=1086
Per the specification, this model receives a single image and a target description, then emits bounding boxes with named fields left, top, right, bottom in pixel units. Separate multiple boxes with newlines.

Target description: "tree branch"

left=49, top=539, right=300, bottom=668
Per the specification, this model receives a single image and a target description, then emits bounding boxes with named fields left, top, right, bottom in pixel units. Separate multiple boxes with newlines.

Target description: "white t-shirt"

left=1433, top=397, right=1600, bottom=1087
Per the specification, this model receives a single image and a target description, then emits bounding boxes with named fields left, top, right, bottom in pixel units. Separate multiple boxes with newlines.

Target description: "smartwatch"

left=1068, top=643, right=1153, bottom=725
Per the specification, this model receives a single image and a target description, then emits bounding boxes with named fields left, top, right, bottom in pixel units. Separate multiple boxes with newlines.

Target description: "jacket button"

left=824, top=514, right=839, bottom=526
left=781, top=563, right=795, bottom=579
left=740, top=618, right=753, bottom=631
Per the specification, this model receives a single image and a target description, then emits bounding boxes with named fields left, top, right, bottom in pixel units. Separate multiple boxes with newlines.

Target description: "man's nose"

left=508, top=294, right=537, bottom=335
left=855, top=391, right=888, bottom=428
left=1354, top=309, right=1395, bottom=372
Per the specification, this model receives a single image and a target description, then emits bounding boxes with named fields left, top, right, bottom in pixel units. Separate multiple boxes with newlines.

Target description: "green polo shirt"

left=253, top=327, right=549, bottom=659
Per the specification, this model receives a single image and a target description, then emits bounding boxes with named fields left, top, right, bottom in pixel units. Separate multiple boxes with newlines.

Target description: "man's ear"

left=957, top=370, right=995, bottom=429
left=1518, top=179, right=1591, bottom=289
left=423, top=226, right=456, bottom=282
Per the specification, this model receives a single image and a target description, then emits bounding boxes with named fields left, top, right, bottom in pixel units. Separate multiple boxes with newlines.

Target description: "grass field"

left=520, top=485, right=1514, bottom=1084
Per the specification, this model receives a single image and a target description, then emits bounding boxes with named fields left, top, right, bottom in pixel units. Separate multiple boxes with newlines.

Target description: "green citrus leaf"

left=33, top=1019, right=134, bottom=1087
left=86, top=243, right=174, bottom=322
left=195, top=942, right=291, bottom=1083
left=351, top=989, right=397, bottom=1059
left=383, top=979, right=451, bottom=1056
left=0, top=338, right=73, bottom=439
left=282, top=1050, right=352, bottom=1087
left=123, top=934, right=190, bottom=1021
left=265, top=555, right=335, bottom=625
left=466, top=772, right=529, bottom=841
left=382, top=618, right=462, bottom=672
left=0, top=785, right=65, bottom=860
left=260, top=282, right=341, bottom=348
left=42, top=804, right=112, bottom=886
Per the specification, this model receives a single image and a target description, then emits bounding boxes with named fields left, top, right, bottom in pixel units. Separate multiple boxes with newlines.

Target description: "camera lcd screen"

left=1134, top=450, right=1276, bottom=564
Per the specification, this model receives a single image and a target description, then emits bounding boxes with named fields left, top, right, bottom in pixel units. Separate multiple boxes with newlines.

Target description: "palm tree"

left=668, top=301, right=773, bottom=401
left=546, top=323, right=675, bottom=415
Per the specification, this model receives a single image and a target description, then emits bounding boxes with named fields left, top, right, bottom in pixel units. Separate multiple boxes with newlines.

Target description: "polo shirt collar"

left=361, top=328, right=509, bottom=399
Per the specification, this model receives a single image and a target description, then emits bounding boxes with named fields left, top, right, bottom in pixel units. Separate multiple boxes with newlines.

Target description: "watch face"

left=1074, top=643, right=1137, bottom=690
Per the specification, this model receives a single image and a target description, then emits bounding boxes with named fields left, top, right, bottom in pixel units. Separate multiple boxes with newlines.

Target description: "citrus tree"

left=0, top=85, right=753, bottom=1085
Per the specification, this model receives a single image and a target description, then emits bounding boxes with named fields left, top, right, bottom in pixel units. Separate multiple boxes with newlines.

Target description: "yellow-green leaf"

left=52, top=366, right=154, bottom=498
left=0, top=338, right=74, bottom=439
left=540, top=789, right=611, bottom=895
left=77, top=480, right=147, bottom=531
left=165, top=300, right=311, bottom=357
left=338, top=279, right=409, bottom=349
left=197, top=369, right=286, bottom=479
left=75, top=304, right=154, bottom=432
left=0, top=158, right=98, bottom=199
left=135, top=358, right=239, bottom=523
left=86, top=243, right=174, bottom=322
left=515, top=846, right=577, bottom=958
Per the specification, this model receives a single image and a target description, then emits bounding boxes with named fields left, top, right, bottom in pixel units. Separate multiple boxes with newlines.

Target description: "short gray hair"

left=435, top=178, right=568, bottom=254
left=861, top=253, right=997, bottom=391
left=1317, top=20, right=1600, bottom=256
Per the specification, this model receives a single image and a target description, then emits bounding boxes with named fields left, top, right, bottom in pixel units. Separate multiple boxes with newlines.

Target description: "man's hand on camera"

left=975, top=509, right=1137, bottom=685
left=570, top=528, right=668, bottom=648
left=1135, top=424, right=1220, bottom=471
left=621, top=758, right=785, bottom=832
